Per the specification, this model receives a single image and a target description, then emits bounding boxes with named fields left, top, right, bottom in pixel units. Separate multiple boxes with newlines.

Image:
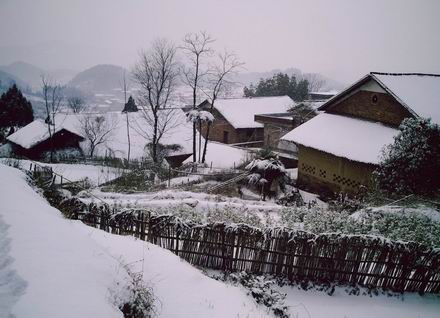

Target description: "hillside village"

left=1, top=2, right=440, bottom=318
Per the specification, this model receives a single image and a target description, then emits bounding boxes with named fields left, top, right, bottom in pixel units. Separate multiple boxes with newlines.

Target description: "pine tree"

left=0, top=84, right=34, bottom=129
left=122, top=95, right=138, bottom=113
left=243, top=73, right=310, bottom=102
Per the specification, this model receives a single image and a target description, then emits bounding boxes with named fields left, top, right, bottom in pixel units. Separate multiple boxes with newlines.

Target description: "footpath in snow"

left=0, top=164, right=271, bottom=318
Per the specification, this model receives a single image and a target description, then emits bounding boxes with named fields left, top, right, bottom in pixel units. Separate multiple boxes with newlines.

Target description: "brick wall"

left=326, top=90, right=412, bottom=127
left=198, top=108, right=263, bottom=144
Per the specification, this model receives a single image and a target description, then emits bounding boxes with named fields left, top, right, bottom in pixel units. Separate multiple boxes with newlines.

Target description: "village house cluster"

left=4, top=72, right=439, bottom=197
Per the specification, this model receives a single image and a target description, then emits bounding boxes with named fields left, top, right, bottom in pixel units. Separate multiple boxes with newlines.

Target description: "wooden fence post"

left=140, top=212, right=146, bottom=241
left=175, top=232, right=179, bottom=256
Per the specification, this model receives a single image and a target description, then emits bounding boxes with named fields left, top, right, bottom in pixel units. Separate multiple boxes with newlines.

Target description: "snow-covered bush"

left=110, top=266, right=157, bottom=318
left=375, top=117, right=440, bottom=195
left=228, top=272, right=289, bottom=318
left=205, top=204, right=264, bottom=227
left=245, top=149, right=288, bottom=200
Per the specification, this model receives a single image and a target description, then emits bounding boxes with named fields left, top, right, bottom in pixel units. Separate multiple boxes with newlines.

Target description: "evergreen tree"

left=375, top=117, right=440, bottom=195
left=122, top=95, right=138, bottom=113
left=243, top=73, right=309, bottom=102
left=0, top=84, right=34, bottom=129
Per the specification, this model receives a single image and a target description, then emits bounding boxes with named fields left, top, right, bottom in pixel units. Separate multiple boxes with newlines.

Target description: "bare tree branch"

left=40, top=75, right=64, bottom=162
left=79, top=114, right=117, bottom=157
left=132, top=39, right=179, bottom=163
left=180, top=31, right=215, bottom=162
left=200, top=51, right=244, bottom=163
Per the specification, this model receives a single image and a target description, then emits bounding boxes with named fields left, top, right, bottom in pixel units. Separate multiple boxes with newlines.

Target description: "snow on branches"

left=245, top=151, right=288, bottom=200
left=186, top=110, right=215, bottom=123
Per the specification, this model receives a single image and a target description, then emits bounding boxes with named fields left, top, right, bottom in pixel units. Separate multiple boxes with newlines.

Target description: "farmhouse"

left=6, top=119, right=84, bottom=160
left=198, top=96, right=295, bottom=145
left=282, top=72, right=440, bottom=194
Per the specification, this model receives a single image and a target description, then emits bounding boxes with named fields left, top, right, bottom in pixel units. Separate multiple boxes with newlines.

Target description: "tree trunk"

left=201, top=121, right=211, bottom=163
left=198, top=120, right=202, bottom=162
left=152, top=113, right=159, bottom=163
left=126, top=112, right=131, bottom=163
left=192, top=123, right=197, bottom=162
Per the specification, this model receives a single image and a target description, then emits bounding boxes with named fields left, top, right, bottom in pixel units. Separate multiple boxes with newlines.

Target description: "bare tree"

left=181, top=31, right=214, bottom=162
left=200, top=51, right=244, bottom=163
left=132, top=39, right=179, bottom=163
left=67, top=96, right=86, bottom=113
left=41, top=75, right=64, bottom=162
left=120, top=70, right=132, bottom=163
left=302, top=73, right=325, bottom=92
left=79, top=114, right=117, bottom=157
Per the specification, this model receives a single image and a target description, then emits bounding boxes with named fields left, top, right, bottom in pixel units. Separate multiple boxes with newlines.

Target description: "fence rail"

left=64, top=204, right=440, bottom=294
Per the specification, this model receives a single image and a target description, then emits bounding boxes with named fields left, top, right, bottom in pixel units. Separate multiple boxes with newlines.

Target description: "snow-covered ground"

left=278, top=285, right=440, bottom=318
left=2, top=163, right=440, bottom=317
left=0, top=164, right=273, bottom=318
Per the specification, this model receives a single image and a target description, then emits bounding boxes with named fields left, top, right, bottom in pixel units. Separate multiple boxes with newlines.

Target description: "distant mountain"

left=47, top=68, right=78, bottom=85
left=0, top=61, right=79, bottom=90
left=69, top=64, right=128, bottom=94
left=0, top=61, right=45, bottom=90
left=0, top=70, right=31, bottom=93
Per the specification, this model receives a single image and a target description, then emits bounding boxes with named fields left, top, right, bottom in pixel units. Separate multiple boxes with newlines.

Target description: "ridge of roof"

left=370, top=72, right=440, bottom=77
left=215, top=95, right=291, bottom=101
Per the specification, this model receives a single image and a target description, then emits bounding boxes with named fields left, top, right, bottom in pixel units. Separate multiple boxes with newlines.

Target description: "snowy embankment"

left=0, top=164, right=272, bottom=318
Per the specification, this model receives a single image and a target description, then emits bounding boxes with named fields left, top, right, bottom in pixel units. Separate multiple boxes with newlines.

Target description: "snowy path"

left=0, top=164, right=272, bottom=318
left=0, top=216, right=26, bottom=318
left=0, top=164, right=127, bottom=318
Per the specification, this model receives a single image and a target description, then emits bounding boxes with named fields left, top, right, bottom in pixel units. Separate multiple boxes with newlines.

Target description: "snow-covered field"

left=0, top=158, right=126, bottom=186
left=79, top=188, right=283, bottom=225
left=0, top=163, right=273, bottom=318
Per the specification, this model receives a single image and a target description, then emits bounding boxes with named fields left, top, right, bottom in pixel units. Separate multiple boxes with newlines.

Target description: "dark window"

left=371, top=93, right=378, bottom=105
left=223, top=131, right=229, bottom=143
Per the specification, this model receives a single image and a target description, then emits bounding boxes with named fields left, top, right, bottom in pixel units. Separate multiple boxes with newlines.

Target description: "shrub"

left=375, top=117, right=440, bottom=195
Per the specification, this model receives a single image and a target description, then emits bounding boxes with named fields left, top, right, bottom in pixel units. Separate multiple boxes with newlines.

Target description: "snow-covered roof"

left=7, top=119, right=84, bottom=150
left=371, top=73, right=440, bottom=125
left=213, top=96, right=295, bottom=129
left=281, top=113, right=399, bottom=164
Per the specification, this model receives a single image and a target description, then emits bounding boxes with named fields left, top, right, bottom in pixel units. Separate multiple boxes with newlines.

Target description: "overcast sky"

left=1, top=0, right=439, bottom=83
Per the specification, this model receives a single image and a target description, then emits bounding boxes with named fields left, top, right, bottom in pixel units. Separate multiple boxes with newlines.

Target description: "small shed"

left=6, top=119, right=85, bottom=160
